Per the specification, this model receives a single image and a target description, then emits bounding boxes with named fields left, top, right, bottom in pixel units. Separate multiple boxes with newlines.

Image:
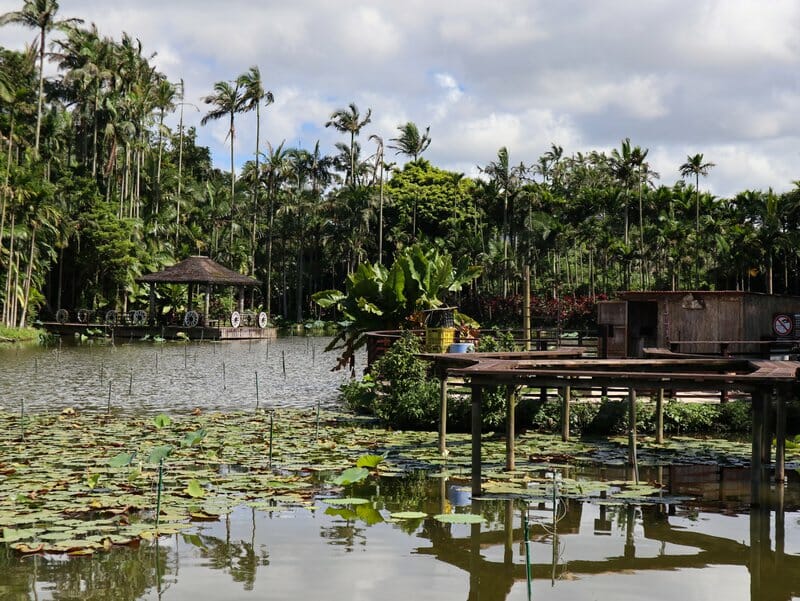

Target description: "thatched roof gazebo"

left=137, top=256, right=260, bottom=325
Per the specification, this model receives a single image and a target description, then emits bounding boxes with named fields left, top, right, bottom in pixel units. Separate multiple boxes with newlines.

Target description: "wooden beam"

left=471, top=384, right=483, bottom=498
left=505, top=386, right=516, bottom=471
left=751, top=390, right=765, bottom=507
left=776, top=388, right=786, bottom=482
left=561, top=384, right=571, bottom=442
left=439, top=376, right=448, bottom=456
left=628, top=388, right=638, bottom=484
left=656, top=388, right=664, bottom=444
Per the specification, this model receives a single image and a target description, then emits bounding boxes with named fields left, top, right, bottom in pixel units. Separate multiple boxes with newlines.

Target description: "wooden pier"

left=424, top=352, right=800, bottom=506
left=43, top=321, right=277, bottom=341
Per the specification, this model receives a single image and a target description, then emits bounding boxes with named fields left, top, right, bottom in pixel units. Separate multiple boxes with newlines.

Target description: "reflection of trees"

left=0, top=540, right=175, bottom=601
left=185, top=517, right=269, bottom=592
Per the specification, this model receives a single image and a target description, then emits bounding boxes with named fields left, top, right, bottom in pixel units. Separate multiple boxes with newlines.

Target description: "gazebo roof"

left=137, top=256, right=260, bottom=286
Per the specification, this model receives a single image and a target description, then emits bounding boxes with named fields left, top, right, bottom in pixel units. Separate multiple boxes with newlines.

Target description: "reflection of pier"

left=416, top=490, right=800, bottom=601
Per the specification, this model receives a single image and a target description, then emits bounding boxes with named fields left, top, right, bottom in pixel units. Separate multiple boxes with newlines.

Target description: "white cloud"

left=1, top=0, right=799, bottom=196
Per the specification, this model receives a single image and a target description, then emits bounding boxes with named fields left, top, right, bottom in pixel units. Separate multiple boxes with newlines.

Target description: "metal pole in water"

left=129, top=370, right=133, bottom=395
left=524, top=509, right=532, bottom=600
left=282, top=350, right=286, bottom=378
left=155, top=353, right=158, bottom=374
left=184, top=344, right=188, bottom=369
left=268, top=411, right=274, bottom=468
left=34, top=357, right=37, bottom=373
left=255, top=371, right=259, bottom=411
left=156, top=458, right=164, bottom=530
left=20, top=399, right=24, bottom=442
left=315, top=399, right=321, bottom=440
left=223, top=361, right=226, bottom=390
left=107, top=381, right=112, bottom=415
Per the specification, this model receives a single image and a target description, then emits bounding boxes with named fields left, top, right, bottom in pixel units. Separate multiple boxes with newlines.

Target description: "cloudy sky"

left=1, top=0, right=799, bottom=197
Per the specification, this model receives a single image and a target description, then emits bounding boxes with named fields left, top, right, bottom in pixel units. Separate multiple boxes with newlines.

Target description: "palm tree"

left=325, top=102, right=371, bottom=186
left=388, top=121, right=431, bottom=162
left=201, top=79, right=246, bottom=253
left=680, top=153, right=715, bottom=288
left=0, top=0, right=82, bottom=153
left=369, top=134, right=386, bottom=263
left=237, top=66, right=274, bottom=276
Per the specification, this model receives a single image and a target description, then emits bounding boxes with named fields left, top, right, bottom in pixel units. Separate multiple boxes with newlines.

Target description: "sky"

left=1, top=0, right=799, bottom=198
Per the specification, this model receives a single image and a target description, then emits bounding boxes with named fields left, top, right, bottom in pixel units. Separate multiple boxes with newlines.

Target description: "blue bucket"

left=448, top=342, right=474, bottom=353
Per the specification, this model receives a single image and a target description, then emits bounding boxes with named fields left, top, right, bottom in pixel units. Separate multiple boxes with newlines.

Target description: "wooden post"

left=561, top=384, right=571, bottom=442
left=439, top=375, right=448, bottom=455
left=761, top=391, right=772, bottom=466
left=238, top=286, right=245, bottom=314
left=775, top=388, right=786, bottom=482
left=204, top=284, right=211, bottom=324
left=471, top=384, right=483, bottom=498
left=187, top=283, right=194, bottom=311
left=506, top=386, right=516, bottom=471
left=523, top=266, right=531, bottom=351
left=751, top=390, right=765, bottom=506
left=656, top=388, right=664, bottom=444
left=627, top=388, right=638, bottom=484
left=148, top=283, right=156, bottom=324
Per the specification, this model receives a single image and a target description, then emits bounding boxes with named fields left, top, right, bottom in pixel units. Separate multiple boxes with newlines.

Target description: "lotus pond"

left=1, top=337, right=799, bottom=600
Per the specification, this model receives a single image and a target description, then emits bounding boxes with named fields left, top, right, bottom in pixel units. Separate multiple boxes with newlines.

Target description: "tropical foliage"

left=1, top=2, right=800, bottom=331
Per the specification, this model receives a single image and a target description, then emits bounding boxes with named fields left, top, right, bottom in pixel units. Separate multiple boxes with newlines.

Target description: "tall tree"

left=325, top=102, right=371, bottom=186
left=237, top=66, right=273, bottom=276
left=0, top=0, right=82, bottom=153
left=680, top=153, right=715, bottom=288
left=388, top=121, right=431, bottom=162
left=201, top=80, right=246, bottom=254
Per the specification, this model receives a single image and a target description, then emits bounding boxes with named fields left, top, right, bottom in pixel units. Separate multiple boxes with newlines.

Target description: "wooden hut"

left=598, top=291, right=800, bottom=358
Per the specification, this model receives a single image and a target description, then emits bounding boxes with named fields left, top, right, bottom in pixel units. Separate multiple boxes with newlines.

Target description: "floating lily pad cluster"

left=1, top=407, right=795, bottom=555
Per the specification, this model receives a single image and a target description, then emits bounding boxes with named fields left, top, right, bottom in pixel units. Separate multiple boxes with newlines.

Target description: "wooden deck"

left=422, top=351, right=800, bottom=506
left=42, top=322, right=277, bottom=341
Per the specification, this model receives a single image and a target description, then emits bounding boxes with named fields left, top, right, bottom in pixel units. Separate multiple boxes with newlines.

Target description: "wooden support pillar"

left=148, top=283, right=156, bottom=324
left=506, top=386, right=516, bottom=471
left=187, top=283, right=194, bottom=311
left=751, top=390, right=766, bottom=506
left=439, top=376, right=448, bottom=455
left=471, top=384, right=483, bottom=498
left=656, top=388, right=664, bottom=444
left=204, top=284, right=211, bottom=324
left=238, top=286, right=245, bottom=313
left=761, top=391, right=772, bottom=466
left=561, top=384, right=571, bottom=442
left=775, top=388, right=786, bottom=482
left=627, top=388, right=638, bottom=484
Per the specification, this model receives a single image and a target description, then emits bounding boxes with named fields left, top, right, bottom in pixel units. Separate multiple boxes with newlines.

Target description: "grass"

left=0, top=325, right=42, bottom=343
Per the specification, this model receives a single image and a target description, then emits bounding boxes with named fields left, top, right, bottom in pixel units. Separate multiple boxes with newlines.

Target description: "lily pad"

left=434, top=513, right=486, bottom=524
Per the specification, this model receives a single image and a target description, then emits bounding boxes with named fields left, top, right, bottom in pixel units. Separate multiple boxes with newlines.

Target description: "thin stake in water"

left=107, top=381, right=112, bottom=415
left=282, top=350, right=286, bottom=378
left=184, top=344, right=188, bottom=369
left=315, top=399, right=321, bottom=440
left=155, top=353, right=159, bottom=373
left=155, top=458, right=164, bottom=530
left=34, top=357, right=37, bottom=373
left=255, top=371, right=260, bottom=411
left=524, top=509, right=532, bottom=600
left=223, top=361, right=226, bottom=390
left=268, top=411, right=274, bottom=468
left=129, top=370, right=133, bottom=395
left=20, top=399, right=24, bottom=442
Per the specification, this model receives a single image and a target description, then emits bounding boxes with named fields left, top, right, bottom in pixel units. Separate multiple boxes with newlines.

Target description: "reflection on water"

left=0, top=336, right=359, bottom=413
left=1, top=470, right=798, bottom=601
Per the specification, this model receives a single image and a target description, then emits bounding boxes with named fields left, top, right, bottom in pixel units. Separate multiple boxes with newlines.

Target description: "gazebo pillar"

left=148, top=283, right=156, bottom=324
left=204, top=284, right=211, bottom=324
left=238, top=286, right=245, bottom=313
left=188, top=283, right=194, bottom=311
